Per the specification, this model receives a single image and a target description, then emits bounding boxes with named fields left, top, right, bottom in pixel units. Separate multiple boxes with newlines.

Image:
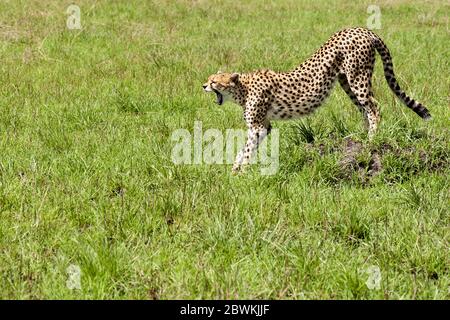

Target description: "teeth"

left=213, top=89, right=223, bottom=105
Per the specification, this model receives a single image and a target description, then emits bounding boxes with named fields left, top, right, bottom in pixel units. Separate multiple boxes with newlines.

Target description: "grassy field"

left=0, top=0, right=448, bottom=299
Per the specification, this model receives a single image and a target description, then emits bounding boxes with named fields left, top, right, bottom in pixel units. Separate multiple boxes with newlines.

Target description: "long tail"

left=371, top=32, right=431, bottom=120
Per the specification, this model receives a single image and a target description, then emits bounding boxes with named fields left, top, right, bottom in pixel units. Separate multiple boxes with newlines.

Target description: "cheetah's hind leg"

left=341, top=73, right=380, bottom=140
left=338, top=73, right=364, bottom=114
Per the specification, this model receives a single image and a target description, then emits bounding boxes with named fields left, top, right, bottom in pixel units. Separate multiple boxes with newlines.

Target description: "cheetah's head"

left=203, top=72, right=239, bottom=106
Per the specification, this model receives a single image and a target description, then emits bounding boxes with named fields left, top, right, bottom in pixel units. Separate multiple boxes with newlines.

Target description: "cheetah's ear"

left=216, top=70, right=222, bottom=74
left=230, top=73, right=239, bottom=84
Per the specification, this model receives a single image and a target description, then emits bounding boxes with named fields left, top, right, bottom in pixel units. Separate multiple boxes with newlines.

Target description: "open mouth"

left=213, top=89, right=223, bottom=105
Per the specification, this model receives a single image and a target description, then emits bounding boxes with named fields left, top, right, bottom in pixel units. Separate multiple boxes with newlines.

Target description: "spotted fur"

left=203, top=27, right=431, bottom=173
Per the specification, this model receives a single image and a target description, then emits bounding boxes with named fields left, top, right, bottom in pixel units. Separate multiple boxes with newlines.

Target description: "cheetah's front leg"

left=232, top=124, right=269, bottom=173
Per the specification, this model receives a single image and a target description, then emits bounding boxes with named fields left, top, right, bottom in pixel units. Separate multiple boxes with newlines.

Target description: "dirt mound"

left=337, top=138, right=382, bottom=184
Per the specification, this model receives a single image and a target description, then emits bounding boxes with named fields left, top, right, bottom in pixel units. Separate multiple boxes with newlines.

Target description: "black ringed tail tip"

left=372, top=33, right=432, bottom=120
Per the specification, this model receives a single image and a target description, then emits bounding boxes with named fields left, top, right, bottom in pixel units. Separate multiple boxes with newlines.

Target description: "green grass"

left=0, top=0, right=449, bottom=299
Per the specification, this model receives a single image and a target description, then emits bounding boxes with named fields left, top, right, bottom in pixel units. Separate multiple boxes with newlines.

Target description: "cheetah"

left=202, top=27, right=431, bottom=173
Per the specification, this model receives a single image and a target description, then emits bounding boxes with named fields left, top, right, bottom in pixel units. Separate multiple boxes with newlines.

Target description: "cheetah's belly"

left=264, top=72, right=339, bottom=121
left=267, top=89, right=336, bottom=120
left=266, top=99, right=313, bottom=120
